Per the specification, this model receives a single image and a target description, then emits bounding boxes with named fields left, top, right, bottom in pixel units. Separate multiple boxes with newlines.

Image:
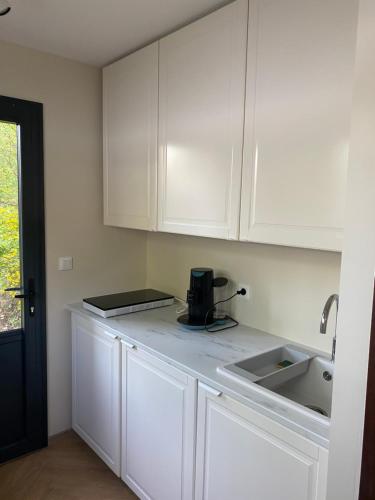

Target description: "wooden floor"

left=0, top=431, right=137, bottom=500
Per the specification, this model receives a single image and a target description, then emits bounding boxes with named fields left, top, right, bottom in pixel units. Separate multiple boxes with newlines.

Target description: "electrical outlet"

left=238, top=283, right=251, bottom=301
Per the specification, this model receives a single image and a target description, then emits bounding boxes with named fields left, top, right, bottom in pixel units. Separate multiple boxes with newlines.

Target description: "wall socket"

left=238, top=283, right=251, bottom=301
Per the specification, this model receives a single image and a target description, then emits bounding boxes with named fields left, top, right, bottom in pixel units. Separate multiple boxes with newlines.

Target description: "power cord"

left=204, top=288, right=246, bottom=333
left=175, top=296, right=188, bottom=315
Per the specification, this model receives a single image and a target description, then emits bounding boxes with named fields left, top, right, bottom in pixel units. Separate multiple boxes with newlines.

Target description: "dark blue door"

left=0, top=95, right=47, bottom=462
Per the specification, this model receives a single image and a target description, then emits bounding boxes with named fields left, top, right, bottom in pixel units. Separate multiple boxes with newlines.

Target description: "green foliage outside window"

left=0, top=122, right=21, bottom=331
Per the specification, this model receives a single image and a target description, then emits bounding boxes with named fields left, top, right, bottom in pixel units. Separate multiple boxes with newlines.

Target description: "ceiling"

left=0, top=0, right=230, bottom=67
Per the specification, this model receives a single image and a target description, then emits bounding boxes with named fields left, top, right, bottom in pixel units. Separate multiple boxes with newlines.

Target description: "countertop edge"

left=67, top=303, right=330, bottom=449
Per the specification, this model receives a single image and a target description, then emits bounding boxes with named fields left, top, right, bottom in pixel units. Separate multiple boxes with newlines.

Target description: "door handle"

left=8, top=279, right=36, bottom=317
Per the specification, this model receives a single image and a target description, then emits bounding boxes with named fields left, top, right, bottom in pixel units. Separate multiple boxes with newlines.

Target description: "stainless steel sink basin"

left=271, top=356, right=334, bottom=417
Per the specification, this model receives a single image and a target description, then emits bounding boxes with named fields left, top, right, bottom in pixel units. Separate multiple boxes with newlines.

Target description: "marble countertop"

left=68, top=302, right=331, bottom=448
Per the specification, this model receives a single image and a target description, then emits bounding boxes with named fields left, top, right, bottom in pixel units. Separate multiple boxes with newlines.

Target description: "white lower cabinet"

left=121, top=342, right=197, bottom=500
left=71, top=315, right=329, bottom=499
left=195, top=383, right=328, bottom=500
left=71, top=314, right=121, bottom=475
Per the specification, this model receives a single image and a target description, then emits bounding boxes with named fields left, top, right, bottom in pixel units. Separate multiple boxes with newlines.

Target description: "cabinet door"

left=195, top=383, right=328, bottom=500
left=240, top=0, right=358, bottom=251
left=158, top=0, right=247, bottom=239
left=122, top=343, right=196, bottom=500
left=103, top=42, right=158, bottom=230
left=72, top=314, right=121, bottom=475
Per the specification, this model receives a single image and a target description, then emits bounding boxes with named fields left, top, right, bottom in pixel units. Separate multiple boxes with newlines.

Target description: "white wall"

left=327, top=0, right=375, bottom=497
left=147, top=232, right=341, bottom=353
left=0, top=41, right=148, bottom=435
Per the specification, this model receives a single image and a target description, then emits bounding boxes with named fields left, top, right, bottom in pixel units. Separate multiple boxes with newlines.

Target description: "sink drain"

left=305, top=404, right=328, bottom=417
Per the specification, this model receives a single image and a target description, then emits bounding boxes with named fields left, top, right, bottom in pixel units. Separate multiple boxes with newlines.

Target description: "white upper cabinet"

left=158, top=0, right=248, bottom=239
left=103, top=42, right=158, bottom=230
left=102, top=0, right=357, bottom=250
left=240, top=0, right=357, bottom=251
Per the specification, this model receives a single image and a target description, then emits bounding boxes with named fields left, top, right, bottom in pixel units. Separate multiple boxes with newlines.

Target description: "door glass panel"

left=0, top=121, right=22, bottom=332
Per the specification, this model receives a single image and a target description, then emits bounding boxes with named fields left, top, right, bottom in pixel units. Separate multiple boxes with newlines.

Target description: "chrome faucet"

left=320, top=294, right=339, bottom=362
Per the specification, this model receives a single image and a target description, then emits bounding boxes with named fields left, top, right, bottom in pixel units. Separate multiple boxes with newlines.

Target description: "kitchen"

left=0, top=0, right=374, bottom=499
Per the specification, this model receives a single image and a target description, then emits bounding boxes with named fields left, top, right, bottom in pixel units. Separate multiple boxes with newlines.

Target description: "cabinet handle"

left=200, top=382, right=222, bottom=397
left=101, top=329, right=119, bottom=341
left=121, top=340, right=137, bottom=350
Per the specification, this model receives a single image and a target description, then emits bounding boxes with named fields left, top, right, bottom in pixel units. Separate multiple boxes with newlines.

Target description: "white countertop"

left=68, top=302, right=331, bottom=448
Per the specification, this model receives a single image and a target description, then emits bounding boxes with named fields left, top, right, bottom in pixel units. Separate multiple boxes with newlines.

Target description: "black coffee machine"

left=177, top=268, right=228, bottom=329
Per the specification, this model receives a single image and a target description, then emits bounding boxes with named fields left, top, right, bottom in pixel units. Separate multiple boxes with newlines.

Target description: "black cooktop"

left=83, top=289, right=174, bottom=311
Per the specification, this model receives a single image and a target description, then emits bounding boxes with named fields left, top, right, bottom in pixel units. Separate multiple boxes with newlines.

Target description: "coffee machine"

left=177, top=268, right=228, bottom=329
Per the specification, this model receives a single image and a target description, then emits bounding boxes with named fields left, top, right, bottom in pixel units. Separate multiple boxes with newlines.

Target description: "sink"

left=217, top=345, right=334, bottom=419
left=270, top=356, right=334, bottom=417
left=217, top=345, right=315, bottom=389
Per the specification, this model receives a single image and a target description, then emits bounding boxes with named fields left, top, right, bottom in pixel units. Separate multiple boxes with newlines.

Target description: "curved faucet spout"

left=320, top=294, right=339, bottom=362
